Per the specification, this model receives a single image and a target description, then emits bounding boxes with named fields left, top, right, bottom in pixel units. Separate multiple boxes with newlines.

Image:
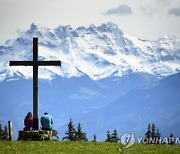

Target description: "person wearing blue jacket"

left=40, top=112, right=53, bottom=130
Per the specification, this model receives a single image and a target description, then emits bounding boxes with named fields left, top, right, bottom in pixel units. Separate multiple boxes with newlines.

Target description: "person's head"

left=27, top=112, right=32, bottom=117
left=44, top=112, right=48, bottom=115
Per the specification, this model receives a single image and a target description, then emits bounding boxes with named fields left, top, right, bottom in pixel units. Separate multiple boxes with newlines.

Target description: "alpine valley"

left=0, top=22, right=180, bottom=140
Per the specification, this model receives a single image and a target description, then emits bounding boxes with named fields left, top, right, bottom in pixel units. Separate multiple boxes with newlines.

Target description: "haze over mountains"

left=76, top=72, right=180, bottom=140
left=0, top=22, right=179, bottom=140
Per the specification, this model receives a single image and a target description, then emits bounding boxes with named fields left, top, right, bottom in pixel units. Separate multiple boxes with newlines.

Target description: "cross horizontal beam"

left=38, top=61, right=61, bottom=66
left=10, top=61, right=61, bottom=66
left=10, top=61, right=34, bottom=66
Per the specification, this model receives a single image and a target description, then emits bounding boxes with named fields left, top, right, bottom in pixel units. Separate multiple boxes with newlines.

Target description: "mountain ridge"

left=72, top=72, right=180, bottom=140
left=0, top=22, right=180, bottom=81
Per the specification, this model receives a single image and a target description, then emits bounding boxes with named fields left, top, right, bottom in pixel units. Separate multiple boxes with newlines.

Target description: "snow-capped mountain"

left=1, top=22, right=180, bottom=140
left=0, top=22, right=180, bottom=81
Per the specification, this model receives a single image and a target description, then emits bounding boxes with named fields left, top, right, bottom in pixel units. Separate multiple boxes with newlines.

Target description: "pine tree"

left=105, top=130, right=111, bottom=142
left=144, top=123, right=162, bottom=144
left=145, top=123, right=152, bottom=143
left=151, top=123, right=157, bottom=141
left=111, top=128, right=119, bottom=142
left=63, top=119, right=76, bottom=141
left=156, top=128, right=161, bottom=144
left=75, top=123, right=87, bottom=141
left=2, top=125, right=8, bottom=140
left=169, top=133, right=175, bottom=145
left=76, top=123, right=82, bottom=141
left=93, top=134, right=97, bottom=142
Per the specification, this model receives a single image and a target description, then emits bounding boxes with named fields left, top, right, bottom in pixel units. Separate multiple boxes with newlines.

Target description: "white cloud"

left=139, top=0, right=170, bottom=16
left=0, top=0, right=180, bottom=42
left=104, top=4, right=132, bottom=16
left=157, top=0, right=170, bottom=4
left=69, top=86, right=106, bottom=100
left=168, top=7, right=180, bottom=16
left=140, top=5, right=158, bottom=16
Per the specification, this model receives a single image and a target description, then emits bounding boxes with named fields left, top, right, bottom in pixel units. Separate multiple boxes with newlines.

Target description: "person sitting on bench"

left=40, top=112, right=53, bottom=130
left=24, top=112, right=33, bottom=131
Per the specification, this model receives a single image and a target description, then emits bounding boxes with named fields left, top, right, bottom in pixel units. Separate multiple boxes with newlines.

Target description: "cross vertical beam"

left=33, top=38, right=38, bottom=130
left=9, top=37, right=61, bottom=131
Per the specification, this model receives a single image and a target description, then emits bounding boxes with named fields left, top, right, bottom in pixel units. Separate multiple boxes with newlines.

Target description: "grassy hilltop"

left=0, top=141, right=180, bottom=154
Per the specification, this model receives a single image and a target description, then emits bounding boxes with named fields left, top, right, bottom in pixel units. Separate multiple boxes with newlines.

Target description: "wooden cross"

left=9, top=37, right=61, bottom=130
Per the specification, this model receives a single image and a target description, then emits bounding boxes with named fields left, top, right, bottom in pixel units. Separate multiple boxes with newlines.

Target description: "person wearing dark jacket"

left=24, top=112, right=33, bottom=131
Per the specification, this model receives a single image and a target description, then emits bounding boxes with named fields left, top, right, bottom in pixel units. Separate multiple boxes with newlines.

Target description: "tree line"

left=144, top=123, right=176, bottom=144
left=62, top=119, right=88, bottom=141
left=62, top=119, right=177, bottom=144
left=62, top=119, right=120, bottom=142
left=0, top=123, right=8, bottom=140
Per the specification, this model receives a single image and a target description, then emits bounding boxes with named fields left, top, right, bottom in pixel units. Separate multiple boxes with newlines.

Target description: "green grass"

left=0, top=141, right=180, bottom=154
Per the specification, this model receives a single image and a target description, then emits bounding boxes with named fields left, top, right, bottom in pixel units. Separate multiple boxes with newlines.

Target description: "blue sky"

left=0, top=0, right=180, bottom=44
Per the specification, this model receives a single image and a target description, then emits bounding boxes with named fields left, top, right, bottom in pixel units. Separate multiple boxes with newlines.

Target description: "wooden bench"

left=18, top=130, right=53, bottom=141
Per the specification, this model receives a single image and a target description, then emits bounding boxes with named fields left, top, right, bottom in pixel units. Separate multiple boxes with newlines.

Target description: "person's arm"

left=30, top=117, right=33, bottom=127
left=51, top=117, right=53, bottom=124
left=24, top=118, right=26, bottom=126
left=40, top=117, right=43, bottom=125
